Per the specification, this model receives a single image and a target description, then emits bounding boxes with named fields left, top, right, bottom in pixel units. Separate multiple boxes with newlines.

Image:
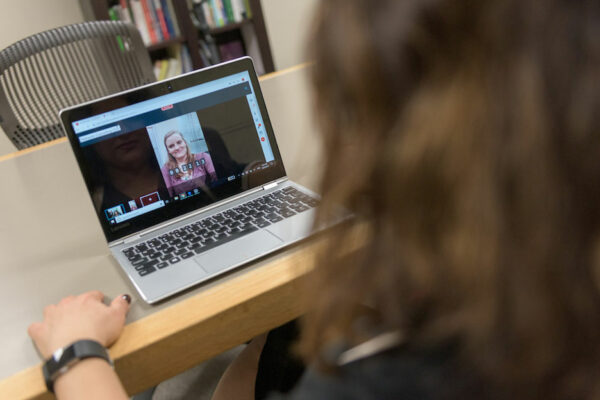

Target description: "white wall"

left=0, top=0, right=84, bottom=50
left=261, top=0, right=318, bottom=71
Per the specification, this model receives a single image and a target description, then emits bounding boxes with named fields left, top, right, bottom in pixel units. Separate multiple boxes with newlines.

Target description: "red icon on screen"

left=261, top=137, right=265, bottom=142
left=242, top=78, right=245, bottom=81
left=140, top=192, right=160, bottom=206
left=258, top=123, right=261, bottom=127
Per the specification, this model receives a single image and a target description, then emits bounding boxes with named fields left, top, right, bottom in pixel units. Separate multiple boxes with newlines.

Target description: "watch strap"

left=42, top=340, right=112, bottom=393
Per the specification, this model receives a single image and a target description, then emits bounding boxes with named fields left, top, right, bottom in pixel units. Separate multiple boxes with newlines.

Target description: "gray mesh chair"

left=0, top=21, right=156, bottom=150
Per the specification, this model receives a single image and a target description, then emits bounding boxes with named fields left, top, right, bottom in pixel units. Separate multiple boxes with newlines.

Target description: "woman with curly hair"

left=28, top=0, right=600, bottom=399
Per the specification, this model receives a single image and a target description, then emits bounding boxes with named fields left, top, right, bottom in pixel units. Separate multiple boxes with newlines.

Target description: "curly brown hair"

left=301, top=0, right=600, bottom=397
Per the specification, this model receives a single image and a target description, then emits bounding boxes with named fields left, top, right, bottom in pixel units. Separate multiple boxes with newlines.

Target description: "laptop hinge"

left=122, top=235, right=141, bottom=245
left=263, top=182, right=278, bottom=191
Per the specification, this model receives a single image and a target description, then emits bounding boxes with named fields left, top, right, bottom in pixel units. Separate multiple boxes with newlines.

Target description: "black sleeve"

left=264, top=341, right=469, bottom=400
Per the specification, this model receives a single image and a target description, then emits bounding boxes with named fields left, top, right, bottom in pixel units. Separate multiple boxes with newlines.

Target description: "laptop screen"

left=61, top=58, right=286, bottom=242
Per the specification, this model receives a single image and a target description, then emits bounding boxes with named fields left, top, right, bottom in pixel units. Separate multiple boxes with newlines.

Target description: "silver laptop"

left=60, top=57, right=325, bottom=304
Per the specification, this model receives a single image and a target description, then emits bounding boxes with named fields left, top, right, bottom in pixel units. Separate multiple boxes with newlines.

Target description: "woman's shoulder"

left=160, top=162, right=171, bottom=174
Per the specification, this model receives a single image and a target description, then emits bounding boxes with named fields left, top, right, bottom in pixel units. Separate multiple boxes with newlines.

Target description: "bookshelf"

left=79, top=0, right=275, bottom=78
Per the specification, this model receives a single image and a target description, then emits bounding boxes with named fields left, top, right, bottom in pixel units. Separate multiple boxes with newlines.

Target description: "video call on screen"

left=77, top=76, right=278, bottom=225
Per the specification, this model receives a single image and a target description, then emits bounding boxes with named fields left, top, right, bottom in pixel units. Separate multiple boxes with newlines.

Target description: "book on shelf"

left=130, top=0, right=151, bottom=45
left=140, top=0, right=159, bottom=44
left=241, top=24, right=264, bottom=75
left=117, top=0, right=134, bottom=24
left=192, top=0, right=251, bottom=29
left=218, top=40, right=244, bottom=62
left=110, top=0, right=181, bottom=46
left=160, top=0, right=179, bottom=37
left=153, top=44, right=193, bottom=81
left=181, top=45, right=193, bottom=72
left=152, top=0, right=170, bottom=41
left=197, top=37, right=221, bottom=66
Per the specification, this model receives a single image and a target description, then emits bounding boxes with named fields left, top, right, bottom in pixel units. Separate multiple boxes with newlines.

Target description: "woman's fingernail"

left=122, top=294, right=131, bottom=304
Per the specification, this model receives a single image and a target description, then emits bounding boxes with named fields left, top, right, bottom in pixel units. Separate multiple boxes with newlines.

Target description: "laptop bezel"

left=60, top=57, right=287, bottom=243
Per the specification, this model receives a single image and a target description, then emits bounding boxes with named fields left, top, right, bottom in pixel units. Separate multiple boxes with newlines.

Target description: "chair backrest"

left=0, top=21, right=156, bottom=150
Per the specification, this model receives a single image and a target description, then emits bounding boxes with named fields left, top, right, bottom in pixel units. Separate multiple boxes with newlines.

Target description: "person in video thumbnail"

left=91, top=129, right=169, bottom=214
left=160, top=130, right=217, bottom=196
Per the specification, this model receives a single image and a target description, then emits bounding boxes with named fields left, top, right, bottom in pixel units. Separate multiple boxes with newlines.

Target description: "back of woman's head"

left=305, top=0, right=600, bottom=397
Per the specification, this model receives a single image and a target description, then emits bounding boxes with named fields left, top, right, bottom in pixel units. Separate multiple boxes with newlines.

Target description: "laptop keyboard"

left=122, top=186, right=319, bottom=277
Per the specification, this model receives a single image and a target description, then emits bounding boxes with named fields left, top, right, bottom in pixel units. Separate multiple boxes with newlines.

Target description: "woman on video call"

left=28, top=0, right=600, bottom=399
left=160, top=130, right=217, bottom=196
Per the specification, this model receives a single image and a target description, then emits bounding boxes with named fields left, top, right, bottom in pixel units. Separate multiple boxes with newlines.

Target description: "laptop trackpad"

left=194, top=230, right=283, bottom=274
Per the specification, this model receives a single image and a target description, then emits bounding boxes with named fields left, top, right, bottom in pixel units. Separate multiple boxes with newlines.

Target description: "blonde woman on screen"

left=160, top=130, right=217, bottom=196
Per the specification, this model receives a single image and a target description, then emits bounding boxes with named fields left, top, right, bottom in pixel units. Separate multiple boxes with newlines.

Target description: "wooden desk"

left=0, top=65, right=323, bottom=399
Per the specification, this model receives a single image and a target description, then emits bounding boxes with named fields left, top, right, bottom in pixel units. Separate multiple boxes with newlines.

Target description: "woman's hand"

left=28, top=291, right=131, bottom=359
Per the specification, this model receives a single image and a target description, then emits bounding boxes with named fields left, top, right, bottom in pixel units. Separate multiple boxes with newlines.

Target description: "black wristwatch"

left=42, top=340, right=113, bottom=393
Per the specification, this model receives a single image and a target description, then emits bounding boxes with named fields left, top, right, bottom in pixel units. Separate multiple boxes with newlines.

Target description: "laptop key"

left=255, top=220, right=271, bottom=228
left=175, top=248, right=188, bottom=256
left=280, top=209, right=296, bottom=218
left=215, top=233, right=228, bottom=241
left=168, top=257, right=181, bottom=264
left=139, top=266, right=156, bottom=276
left=157, top=243, right=169, bottom=251
left=292, top=204, right=310, bottom=213
left=157, top=262, right=169, bottom=269
left=141, top=259, right=159, bottom=269
left=131, top=258, right=148, bottom=267
left=181, top=252, right=194, bottom=259
left=304, top=199, right=319, bottom=207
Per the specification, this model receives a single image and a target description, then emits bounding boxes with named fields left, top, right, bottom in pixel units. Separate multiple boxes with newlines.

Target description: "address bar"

left=73, top=73, right=249, bottom=134
left=78, top=124, right=121, bottom=143
left=74, top=90, right=194, bottom=133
